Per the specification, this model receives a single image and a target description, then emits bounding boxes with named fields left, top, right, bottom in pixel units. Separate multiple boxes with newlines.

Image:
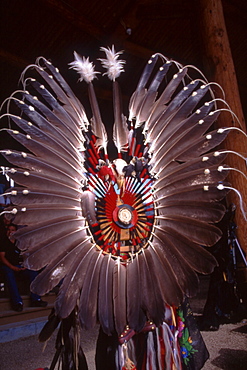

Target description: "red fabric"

left=98, top=166, right=115, bottom=182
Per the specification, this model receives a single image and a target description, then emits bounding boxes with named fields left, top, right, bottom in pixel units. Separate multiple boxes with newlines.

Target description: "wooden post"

left=198, top=0, right=247, bottom=250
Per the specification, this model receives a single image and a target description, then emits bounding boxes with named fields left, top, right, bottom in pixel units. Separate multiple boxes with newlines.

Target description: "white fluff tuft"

left=99, top=45, right=125, bottom=80
left=69, top=51, right=99, bottom=83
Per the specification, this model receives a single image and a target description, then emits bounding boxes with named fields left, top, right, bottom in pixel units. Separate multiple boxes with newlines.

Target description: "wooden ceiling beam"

left=222, top=0, right=247, bottom=21
left=123, top=40, right=154, bottom=59
left=42, top=0, right=102, bottom=41
left=106, top=2, right=155, bottom=58
left=136, top=2, right=192, bottom=20
left=0, top=49, right=29, bottom=69
left=41, top=0, right=154, bottom=59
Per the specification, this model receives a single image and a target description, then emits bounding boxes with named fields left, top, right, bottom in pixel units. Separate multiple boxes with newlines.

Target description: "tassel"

left=146, top=331, right=156, bottom=370
left=155, top=329, right=163, bottom=370
left=122, top=342, right=137, bottom=370
left=69, top=51, right=99, bottom=83
left=99, top=45, right=125, bottom=81
left=158, top=319, right=183, bottom=370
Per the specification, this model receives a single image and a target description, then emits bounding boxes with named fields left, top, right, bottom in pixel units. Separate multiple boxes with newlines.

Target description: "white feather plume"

left=69, top=51, right=99, bottom=83
left=99, top=46, right=125, bottom=81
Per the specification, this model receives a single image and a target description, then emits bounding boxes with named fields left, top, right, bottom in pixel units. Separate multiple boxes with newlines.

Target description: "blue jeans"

left=0, top=264, right=40, bottom=305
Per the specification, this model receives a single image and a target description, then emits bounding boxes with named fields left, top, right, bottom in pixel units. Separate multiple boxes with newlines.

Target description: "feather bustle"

left=35, top=58, right=88, bottom=126
left=112, top=80, right=128, bottom=153
left=5, top=204, right=82, bottom=226
left=150, top=241, right=200, bottom=298
left=138, top=249, right=165, bottom=326
left=9, top=113, right=84, bottom=163
left=23, top=91, right=83, bottom=140
left=148, top=113, right=222, bottom=170
left=79, top=250, right=104, bottom=330
left=98, top=254, right=115, bottom=335
left=5, top=130, right=84, bottom=180
left=88, top=83, right=108, bottom=152
left=128, top=54, right=159, bottom=121
left=14, top=217, right=85, bottom=250
left=9, top=114, right=84, bottom=159
left=147, top=243, right=183, bottom=305
left=126, top=253, right=146, bottom=332
left=113, top=258, right=127, bottom=335
left=39, top=309, right=61, bottom=342
left=147, top=80, right=198, bottom=140
left=7, top=188, right=81, bottom=207
left=155, top=151, right=227, bottom=184
left=24, top=228, right=90, bottom=270
left=155, top=216, right=222, bottom=246
left=153, top=228, right=217, bottom=274
left=30, top=235, right=92, bottom=296
left=55, top=245, right=96, bottom=319
left=156, top=200, right=226, bottom=223
left=2, top=150, right=82, bottom=188
left=14, top=98, right=83, bottom=147
left=6, top=169, right=82, bottom=198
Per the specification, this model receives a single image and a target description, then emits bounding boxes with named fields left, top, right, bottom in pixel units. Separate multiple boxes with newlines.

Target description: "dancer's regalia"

left=1, top=46, right=246, bottom=369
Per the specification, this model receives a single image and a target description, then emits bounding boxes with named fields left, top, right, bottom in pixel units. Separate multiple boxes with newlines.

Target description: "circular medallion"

left=113, top=204, right=137, bottom=229
left=118, top=206, right=132, bottom=225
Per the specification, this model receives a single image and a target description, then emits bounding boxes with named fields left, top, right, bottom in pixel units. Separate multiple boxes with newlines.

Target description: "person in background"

left=0, top=223, right=47, bottom=312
